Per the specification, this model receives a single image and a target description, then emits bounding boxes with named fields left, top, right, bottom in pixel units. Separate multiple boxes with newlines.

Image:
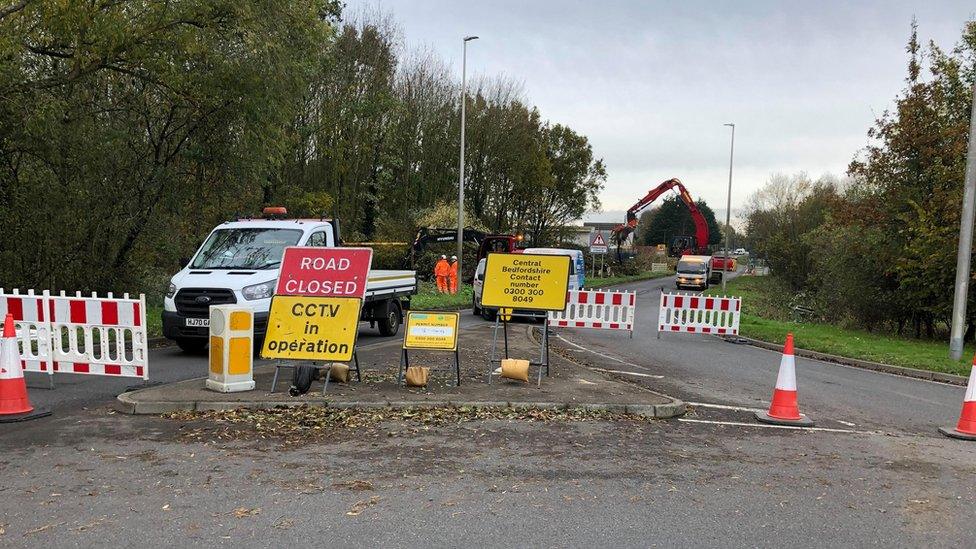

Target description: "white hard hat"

left=441, top=255, right=447, bottom=259
left=451, top=255, right=458, bottom=260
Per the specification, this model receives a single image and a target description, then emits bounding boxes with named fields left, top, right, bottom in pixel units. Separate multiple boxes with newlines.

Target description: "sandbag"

left=329, top=363, right=350, bottom=383
left=405, top=366, right=430, bottom=387
left=500, top=358, right=530, bottom=382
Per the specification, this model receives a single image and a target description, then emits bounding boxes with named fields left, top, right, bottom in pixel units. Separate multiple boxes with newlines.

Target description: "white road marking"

left=687, top=401, right=765, bottom=413
left=678, top=418, right=882, bottom=435
left=554, top=334, right=649, bottom=370
left=836, top=419, right=857, bottom=427
left=591, top=368, right=664, bottom=380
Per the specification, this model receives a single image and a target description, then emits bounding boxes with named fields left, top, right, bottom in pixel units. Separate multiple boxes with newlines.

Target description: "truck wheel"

left=481, top=305, right=496, bottom=322
left=472, top=295, right=481, bottom=316
left=377, top=300, right=402, bottom=337
left=176, top=338, right=208, bottom=354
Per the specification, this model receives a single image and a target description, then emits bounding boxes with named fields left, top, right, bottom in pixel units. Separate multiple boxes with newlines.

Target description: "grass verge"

left=147, top=303, right=164, bottom=339
left=708, top=277, right=975, bottom=376
left=410, top=281, right=473, bottom=311
left=585, top=270, right=671, bottom=289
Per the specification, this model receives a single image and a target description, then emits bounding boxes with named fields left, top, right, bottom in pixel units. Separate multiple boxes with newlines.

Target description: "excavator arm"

left=611, top=178, right=710, bottom=255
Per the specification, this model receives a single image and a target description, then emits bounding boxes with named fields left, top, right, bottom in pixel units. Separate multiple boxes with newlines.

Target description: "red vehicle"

left=711, top=255, right=737, bottom=273
left=611, top=178, right=710, bottom=259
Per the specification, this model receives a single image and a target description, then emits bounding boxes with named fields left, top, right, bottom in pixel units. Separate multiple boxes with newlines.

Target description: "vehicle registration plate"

left=185, top=317, right=209, bottom=328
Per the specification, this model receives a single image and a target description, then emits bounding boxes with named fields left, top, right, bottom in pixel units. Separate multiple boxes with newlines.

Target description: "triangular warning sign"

left=592, top=232, right=607, bottom=246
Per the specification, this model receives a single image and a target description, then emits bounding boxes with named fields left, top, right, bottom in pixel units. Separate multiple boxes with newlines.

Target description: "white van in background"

left=472, top=247, right=583, bottom=320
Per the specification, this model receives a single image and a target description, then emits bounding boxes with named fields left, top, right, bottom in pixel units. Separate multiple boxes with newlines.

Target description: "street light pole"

left=723, top=123, right=735, bottom=293
left=457, top=35, right=479, bottom=282
left=949, top=84, right=976, bottom=361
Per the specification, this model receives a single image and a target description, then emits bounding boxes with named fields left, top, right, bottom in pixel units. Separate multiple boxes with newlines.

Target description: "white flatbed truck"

left=162, top=212, right=416, bottom=353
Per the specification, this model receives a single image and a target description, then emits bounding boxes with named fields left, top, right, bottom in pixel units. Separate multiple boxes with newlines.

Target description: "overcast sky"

left=347, top=1, right=976, bottom=223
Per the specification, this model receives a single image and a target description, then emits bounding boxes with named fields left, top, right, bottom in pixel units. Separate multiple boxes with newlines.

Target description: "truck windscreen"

left=190, top=228, right=303, bottom=270
left=676, top=260, right=706, bottom=274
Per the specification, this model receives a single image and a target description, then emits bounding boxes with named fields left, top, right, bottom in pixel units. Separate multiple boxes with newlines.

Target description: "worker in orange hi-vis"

left=448, top=255, right=459, bottom=294
left=434, top=255, right=450, bottom=293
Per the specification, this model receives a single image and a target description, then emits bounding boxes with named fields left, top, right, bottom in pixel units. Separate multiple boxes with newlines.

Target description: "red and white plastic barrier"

left=548, top=289, right=636, bottom=337
left=657, top=292, right=740, bottom=337
left=0, top=290, right=53, bottom=374
left=0, top=289, right=148, bottom=380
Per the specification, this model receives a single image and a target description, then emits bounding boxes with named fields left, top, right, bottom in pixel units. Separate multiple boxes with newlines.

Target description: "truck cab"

left=163, top=211, right=416, bottom=353
left=675, top=255, right=712, bottom=291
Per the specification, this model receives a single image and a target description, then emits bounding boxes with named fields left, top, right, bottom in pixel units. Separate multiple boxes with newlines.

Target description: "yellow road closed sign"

left=261, top=295, right=361, bottom=361
left=481, top=253, right=571, bottom=311
left=403, top=311, right=459, bottom=350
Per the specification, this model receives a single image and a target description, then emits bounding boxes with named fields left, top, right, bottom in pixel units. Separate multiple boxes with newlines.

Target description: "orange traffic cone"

left=755, top=333, right=814, bottom=426
left=0, top=314, right=50, bottom=422
left=939, top=355, right=976, bottom=441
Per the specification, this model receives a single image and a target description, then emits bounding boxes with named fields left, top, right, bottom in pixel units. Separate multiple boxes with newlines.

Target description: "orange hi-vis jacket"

left=434, top=259, right=451, bottom=277
left=449, top=260, right=458, bottom=277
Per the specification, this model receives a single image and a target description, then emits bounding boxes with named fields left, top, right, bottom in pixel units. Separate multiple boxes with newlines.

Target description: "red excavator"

left=611, top=178, right=710, bottom=259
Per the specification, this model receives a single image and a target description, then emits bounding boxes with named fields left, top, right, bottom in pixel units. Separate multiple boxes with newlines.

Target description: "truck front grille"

left=174, top=288, right=237, bottom=317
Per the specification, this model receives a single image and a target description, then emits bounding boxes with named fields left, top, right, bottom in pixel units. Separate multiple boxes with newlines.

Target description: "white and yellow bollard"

left=205, top=305, right=255, bottom=392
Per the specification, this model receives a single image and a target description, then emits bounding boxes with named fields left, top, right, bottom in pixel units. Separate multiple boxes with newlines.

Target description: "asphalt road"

left=548, top=272, right=966, bottom=437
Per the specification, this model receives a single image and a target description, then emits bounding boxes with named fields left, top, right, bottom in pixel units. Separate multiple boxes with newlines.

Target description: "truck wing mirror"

left=180, top=256, right=191, bottom=268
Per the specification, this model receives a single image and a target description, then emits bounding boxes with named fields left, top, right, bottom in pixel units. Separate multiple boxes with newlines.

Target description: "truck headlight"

left=242, top=280, right=276, bottom=301
left=166, top=283, right=176, bottom=299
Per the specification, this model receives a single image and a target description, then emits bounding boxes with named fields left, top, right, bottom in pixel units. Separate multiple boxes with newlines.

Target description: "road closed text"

left=282, top=278, right=360, bottom=298
left=275, top=247, right=373, bottom=299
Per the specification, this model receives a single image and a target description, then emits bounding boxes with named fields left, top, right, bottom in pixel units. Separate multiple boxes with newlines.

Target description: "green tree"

left=847, top=19, right=976, bottom=336
left=0, top=0, right=338, bottom=291
left=638, top=195, right=721, bottom=248
left=743, top=173, right=838, bottom=290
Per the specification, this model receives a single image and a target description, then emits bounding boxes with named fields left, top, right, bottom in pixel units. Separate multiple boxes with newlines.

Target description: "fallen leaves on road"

left=23, top=522, right=62, bottom=536
left=166, top=405, right=644, bottom=445
left=346, top=496, right=381, bottom=516
left=273, top=516, right=294, bottom=529
left=232, top=507, right=261, bottom=518
left=333, top=479, right=374, bottom=491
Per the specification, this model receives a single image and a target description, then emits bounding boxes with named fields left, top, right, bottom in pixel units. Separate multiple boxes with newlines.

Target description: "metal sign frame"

left=397, top=311, right=462, bottom=387
left=487, top=309, right=550, bottom=387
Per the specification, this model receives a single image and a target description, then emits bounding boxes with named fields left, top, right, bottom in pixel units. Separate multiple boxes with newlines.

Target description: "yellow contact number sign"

left=481, top=253, right=571, bottom=311
left=403, top=311, right=459, bottom=350
left=261, top=295, right=361, bottom=361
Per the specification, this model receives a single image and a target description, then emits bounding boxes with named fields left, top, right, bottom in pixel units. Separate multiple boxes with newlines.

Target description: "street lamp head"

left=724, top=123, right=735, bottom=127
left=464, top=36, right=479, bottom=41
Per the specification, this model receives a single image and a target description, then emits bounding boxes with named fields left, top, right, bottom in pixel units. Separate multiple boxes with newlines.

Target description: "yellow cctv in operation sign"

left=261, top=295, right=361, bottom=361
left=403, top=311, right=459, bottom=350
left=481, top=253, right=571, bottom=311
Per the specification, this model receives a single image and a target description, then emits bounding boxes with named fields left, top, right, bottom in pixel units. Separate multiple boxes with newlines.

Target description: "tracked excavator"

left=611, top=178, right=710, bottom=261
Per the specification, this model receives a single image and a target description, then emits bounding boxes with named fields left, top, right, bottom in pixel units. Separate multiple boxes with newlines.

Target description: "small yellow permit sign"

left=403, top=311, right=460, bottom=351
